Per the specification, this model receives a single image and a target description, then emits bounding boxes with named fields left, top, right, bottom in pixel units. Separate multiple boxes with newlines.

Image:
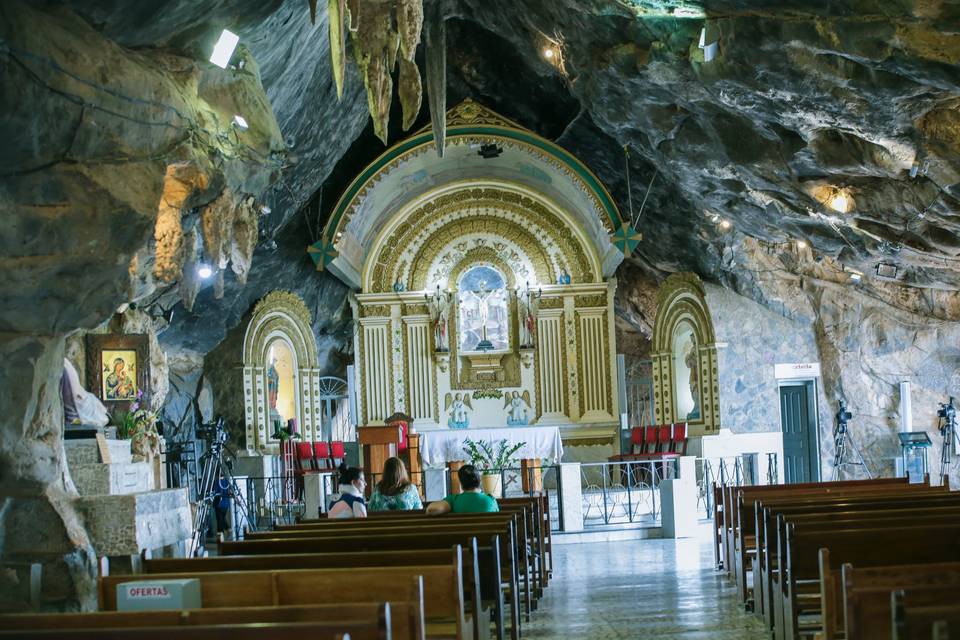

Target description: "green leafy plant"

left=271, top=421, right=302, bottom=442
left=462, top=438, right=526, bottom=475
left=473, top=388, right=504, bottom=400
left=109, top=391, right=161, bottom=461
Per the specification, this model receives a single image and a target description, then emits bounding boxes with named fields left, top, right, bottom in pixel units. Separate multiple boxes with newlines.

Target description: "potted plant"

left=462, top=438, right=525, bottom=498
left=108, top=390, right=161, bottom=467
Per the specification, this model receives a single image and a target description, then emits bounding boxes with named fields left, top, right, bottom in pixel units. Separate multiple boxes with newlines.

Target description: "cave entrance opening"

left=779, top=379, right=821, bottom=483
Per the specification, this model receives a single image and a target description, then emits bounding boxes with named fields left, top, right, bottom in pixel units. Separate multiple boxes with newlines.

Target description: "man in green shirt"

left=426, top=464, right=500, bottom=514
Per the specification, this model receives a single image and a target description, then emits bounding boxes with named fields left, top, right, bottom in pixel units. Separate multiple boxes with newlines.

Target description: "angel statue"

left=445, top=392, right=472, bottom=429
left=505, top=390, right=531, bottom=426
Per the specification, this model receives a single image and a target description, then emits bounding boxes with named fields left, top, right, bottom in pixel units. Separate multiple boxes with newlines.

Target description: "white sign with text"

left=774, top=362, right=821, bottom=379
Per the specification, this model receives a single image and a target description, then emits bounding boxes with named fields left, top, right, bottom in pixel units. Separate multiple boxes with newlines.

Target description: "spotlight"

left=543, top=47, right=555, bottom=60
left=197, top=263, right=214, bottom=279
left=233, top=115, right=249, bottom=129
left=796, top=240, right=808, bottom=249
left=719, top=219, right=731, bottom=230
left=828, top=189, right=854, bottom=213
left=876, top=263, right=899, bottom=279
left=849, top=272, right=862, bottom=283
left=260, top=205, right=272, bottom=215
left=210, top=29, right=240, bottom=69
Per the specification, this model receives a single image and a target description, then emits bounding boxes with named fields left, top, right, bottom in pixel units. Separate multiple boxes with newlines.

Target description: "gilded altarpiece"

left=319, top=101, right=634, bottom=443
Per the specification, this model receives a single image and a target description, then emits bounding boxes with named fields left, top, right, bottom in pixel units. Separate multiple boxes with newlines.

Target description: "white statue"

left=445, top=392, right=472, bottom=429
left=504, top=390, right=531, bottom=426
left=61, top=358, right=109, bottom=427
left=426, top=287, right=452, bottom=352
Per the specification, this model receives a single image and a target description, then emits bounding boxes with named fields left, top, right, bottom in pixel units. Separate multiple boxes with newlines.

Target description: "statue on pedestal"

left=426, top=286, right=452, bottom=352
left=517, top=282, right=541, bottom=348
left=505, top=390, right=531, bottom=426
left=445, top=392, right=472, bottom=429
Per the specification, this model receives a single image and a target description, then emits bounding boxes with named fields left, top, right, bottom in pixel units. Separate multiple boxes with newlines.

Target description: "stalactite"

left=424, top=3, right=446, bottom=157
left=322, top=0, right=425, bottom=144
left=231, top=196, right=259, bottom=285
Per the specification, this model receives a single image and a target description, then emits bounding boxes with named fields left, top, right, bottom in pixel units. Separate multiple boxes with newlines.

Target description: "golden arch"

left=650, top=273, right=721, bottom=434
left=363, top=181, right=601, bottom=293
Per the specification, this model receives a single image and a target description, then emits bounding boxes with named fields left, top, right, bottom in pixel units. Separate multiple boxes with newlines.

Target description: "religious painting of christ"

left=101, top=349, right=138, bottom=401
left=457, top=265, right=510, bottom=352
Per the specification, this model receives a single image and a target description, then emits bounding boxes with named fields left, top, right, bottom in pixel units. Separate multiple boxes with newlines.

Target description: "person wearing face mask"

left=327, top=462, right=368, bottom=518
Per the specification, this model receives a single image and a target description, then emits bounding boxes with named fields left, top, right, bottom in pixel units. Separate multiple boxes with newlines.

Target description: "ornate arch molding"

left=365, top=184, right=598, bottom=292
left=650, top=273, right=721, bottom=435
left=409, top=221, right=553, bottom=291
left=242, top=291, right=324, bottom=452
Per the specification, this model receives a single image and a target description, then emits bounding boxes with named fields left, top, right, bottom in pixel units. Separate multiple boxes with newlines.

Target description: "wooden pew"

left=755, top=487, right=955, bottom=628
left=893, top=590, right=960, bottom=640
left=782, top=523, right=960, bottom=640
left=99, top=565, right=469, bottom=640
left=726, top=478, right=915, bottom=603
left=251, top=517, right=528, bottom=632
left=140, top=545, right=471, bottom=640
left=842, top=562, right=960, bottom=640
left=304, top=499, right=548, bottom=599
left=290, top=507, right=541, bottom=605
left=0, top=604, right=393, bottom=640
left=219, top=530, right=517, bottom=640
left=0, top=626, right=356, bottom=640
left=257, top=513, right=536, bottom=601
left=721, top=477, right=909, bottom=579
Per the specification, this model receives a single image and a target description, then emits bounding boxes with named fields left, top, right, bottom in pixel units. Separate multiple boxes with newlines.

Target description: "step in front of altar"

left=71, top=461, right=154, bottom=496
left=75, top=488, right=192, bottom=556
left=64, top=437, right=133, bottom=465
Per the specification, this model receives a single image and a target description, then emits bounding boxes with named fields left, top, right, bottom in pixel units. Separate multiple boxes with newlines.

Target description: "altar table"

left=419, top=426, right=564, bottom=493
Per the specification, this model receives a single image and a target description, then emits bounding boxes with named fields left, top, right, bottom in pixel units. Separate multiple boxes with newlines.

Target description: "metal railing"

left=695, top=452, right=779, bottom=518
left=579, top=459, right=676, bottom=527
left=235, top=475, right=304, bottom=532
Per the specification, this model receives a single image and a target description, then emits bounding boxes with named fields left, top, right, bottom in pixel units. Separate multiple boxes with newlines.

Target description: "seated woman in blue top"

left=328, top=462, right=367, bottom=518
left=426, top=464, right=499, bottom=514
left=369, top=456, right=423, bottom=512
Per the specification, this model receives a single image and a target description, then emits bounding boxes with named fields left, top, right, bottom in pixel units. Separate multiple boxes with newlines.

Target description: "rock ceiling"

left=5, top=0, right=960, bottom=354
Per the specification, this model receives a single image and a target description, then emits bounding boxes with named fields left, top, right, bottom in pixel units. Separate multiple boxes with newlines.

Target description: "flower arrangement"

left=462, top=438, right=526, bottom=476
left=109, top=390, right=161, bottom=462
left=473, top=388, right=504, bottom=400
left=270, top=420, right=301, bottom=442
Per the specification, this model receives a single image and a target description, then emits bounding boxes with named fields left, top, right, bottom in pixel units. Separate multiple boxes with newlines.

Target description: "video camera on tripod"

left=937, top=397, right=958, bottom=481
left=190, top=416, right=250, bottom=557
left=832, top=399, right=871, bottom=480
left=835, top=401, right=853, bottom=434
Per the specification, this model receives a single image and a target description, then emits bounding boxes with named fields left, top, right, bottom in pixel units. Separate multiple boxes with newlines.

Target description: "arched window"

left=457, top=264, right=510, bottom=352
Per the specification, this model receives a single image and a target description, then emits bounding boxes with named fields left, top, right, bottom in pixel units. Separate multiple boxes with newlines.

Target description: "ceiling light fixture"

left=543, top=47, right=555, bottom=59
left=719, top=219, right=731, bottom=230
left=210, top=29, right=240, bottom=69
left=698, top=24, right=720, bottom=62
left=197, top=263, right=214, bottom=279
left=876, top=263, right=899, bottom=279
left=849, top=272, right=862, bottom=283
left=233, top=114, right=249, bottom=129
left=796, top=240, right=808, bottom=249
left=260, top=205, right=271, bottom=215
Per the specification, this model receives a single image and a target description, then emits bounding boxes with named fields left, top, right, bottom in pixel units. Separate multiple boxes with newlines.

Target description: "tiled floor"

left=524, top=525, right=770, bottom=639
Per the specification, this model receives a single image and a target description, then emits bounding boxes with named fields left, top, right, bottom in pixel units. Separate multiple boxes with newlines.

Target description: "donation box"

left=116, top=578, right=202, bottom=611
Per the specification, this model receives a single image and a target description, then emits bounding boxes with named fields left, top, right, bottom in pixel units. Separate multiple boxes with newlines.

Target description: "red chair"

left=330, top=440, right=346, bottom=466
left=295, top=442, right=316, bottom=471
left=671, top=422, right=688, bottom=455
left=313, top=441, right=334, bottom=471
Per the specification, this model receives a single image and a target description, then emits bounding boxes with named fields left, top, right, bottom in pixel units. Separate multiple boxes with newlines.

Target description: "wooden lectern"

left=358, top=425, right=404, bottom=490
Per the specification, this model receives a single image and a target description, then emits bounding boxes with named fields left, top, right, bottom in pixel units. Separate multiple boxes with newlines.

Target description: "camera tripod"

left=189, top=422, right=252, bottom=557
left=938, top=397, right=958, bottom=482
left=832, top=411, right=871, bottom=481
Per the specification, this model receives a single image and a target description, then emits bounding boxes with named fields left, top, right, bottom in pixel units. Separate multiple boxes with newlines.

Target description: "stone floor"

left=524, top=525, right=769, bottom=639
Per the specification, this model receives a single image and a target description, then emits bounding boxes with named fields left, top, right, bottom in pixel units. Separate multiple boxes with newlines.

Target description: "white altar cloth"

left=419, top=426, right=564, bottom=466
